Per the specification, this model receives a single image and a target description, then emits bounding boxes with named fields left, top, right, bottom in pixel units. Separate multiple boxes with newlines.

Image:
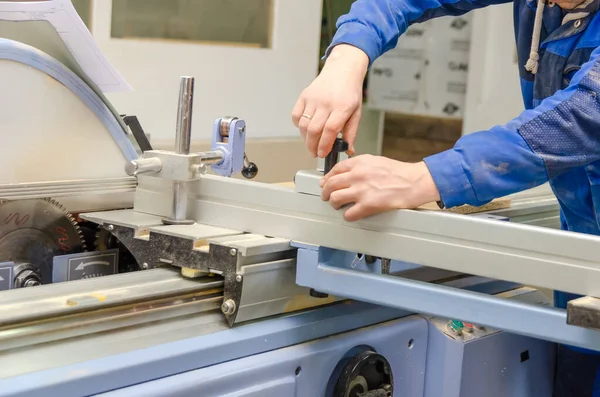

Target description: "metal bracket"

left=294, top=244, right=600, bottom=352
left=124, top=77, right=259, bottom=225
left=79, top=210, right=325, bottom=327
left=294, top=169, right=322, bottom=196
left=211, top=117, right=245, bottom=177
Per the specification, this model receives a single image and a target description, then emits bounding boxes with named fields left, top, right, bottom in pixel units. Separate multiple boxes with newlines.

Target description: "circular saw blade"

left=0, top=198, right=87, bottom=284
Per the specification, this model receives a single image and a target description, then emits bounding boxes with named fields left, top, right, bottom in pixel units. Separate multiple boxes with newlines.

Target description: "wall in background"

left=378, top=5, right=523, bottom=163
left=110, top=0, right=272, bottom=48
left=67, top=1, right=524, bottom=162
left=73, top=0, right=322, bottom=143
left=462, top=4, right=523, bottom=134
left=69, top=0, right=384, bottom=163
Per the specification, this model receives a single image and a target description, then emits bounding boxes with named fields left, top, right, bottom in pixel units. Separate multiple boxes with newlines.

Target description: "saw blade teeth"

left=0, top=197, right=89, bottom=267
left=47, top=197, right=89, bottom=252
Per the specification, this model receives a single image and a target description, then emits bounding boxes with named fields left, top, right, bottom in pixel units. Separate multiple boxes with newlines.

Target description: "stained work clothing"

left=326, top=0, right=600, bottom=395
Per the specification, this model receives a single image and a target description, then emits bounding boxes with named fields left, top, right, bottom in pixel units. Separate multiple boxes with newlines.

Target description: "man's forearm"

left=324, top=0, right=510, bottom=66
left=424, top=47, right=600, bottom=208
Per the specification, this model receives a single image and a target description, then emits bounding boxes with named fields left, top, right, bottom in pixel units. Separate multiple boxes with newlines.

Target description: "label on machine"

left=52, top=249, right=119, bottom=282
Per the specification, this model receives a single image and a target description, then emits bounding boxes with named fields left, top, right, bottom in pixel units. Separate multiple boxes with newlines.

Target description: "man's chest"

left=514, top=0, right=600, bottom=104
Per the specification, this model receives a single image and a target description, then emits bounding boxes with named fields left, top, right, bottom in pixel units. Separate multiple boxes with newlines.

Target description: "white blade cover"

left=0, top=39, right=137, bottom=184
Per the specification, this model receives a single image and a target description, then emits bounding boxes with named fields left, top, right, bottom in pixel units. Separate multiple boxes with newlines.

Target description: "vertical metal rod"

left=171, top=182, right=188, bottom=222
left=165, top=76, right=195, bottom=225
left=175, top=77, right=194, bottom=156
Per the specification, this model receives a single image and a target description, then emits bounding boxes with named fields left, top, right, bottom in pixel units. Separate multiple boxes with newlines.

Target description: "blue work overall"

left=326, top=0, right=600, bottom=395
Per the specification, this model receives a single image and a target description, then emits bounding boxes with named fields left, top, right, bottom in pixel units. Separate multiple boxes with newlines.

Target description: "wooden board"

left=274, top=181, right=511, bottom=215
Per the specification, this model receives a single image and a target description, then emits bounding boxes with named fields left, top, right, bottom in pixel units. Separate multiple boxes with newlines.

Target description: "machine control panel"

left=427, top=287, right=551, bottom=342
left=445, top=319, right=486, bottom=337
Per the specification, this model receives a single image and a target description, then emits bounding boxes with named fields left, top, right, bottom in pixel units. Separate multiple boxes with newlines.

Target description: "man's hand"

left=320, top=155, right=441, bottom=222
left=291, top=44, right=369, bottom=158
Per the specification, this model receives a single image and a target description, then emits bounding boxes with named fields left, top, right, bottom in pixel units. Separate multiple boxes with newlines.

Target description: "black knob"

left=241, top=162, right=259, bottom=179
left=310, top=288, right=329, bottom=298
left=324, top=138, right=349, bottom=174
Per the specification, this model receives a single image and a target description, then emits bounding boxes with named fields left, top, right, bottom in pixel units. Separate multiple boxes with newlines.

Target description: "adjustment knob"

left=241, top=162, right=259, bottom=179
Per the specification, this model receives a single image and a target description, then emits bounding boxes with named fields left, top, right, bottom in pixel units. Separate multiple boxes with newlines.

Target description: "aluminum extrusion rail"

left=132, top=175, right=600, bottom=298
left=0, top=268, right=223, bottom=328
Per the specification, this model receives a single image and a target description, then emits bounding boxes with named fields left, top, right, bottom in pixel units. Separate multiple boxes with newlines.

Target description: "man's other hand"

left=320, top=155, right=441, bottom=222
left=291, top=44, right=368, bottom=158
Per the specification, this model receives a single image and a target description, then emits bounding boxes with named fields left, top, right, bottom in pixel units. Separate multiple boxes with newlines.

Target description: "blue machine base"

left=97, top=315, right=554, bottom=397
left=0, top=302, right=555, bottom=397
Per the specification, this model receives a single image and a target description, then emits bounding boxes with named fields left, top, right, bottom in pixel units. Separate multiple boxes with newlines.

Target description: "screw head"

left=142, top=263, right=149, bottom=270
left=195, top=163, right=208, bottom=175
left=221, top=299, right=236, bottom=315
left=230, top=248, right=237, bottom=256
left=106, top=224, right=115, bottom=232
left=235, top=274, right=242, bottom=282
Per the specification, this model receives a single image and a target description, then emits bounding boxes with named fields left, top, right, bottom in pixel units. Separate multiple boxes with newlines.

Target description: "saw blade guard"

left=0, top=38, right=138, bottom=185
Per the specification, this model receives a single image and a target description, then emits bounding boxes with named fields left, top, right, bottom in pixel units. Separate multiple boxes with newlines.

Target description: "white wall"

left=462, top=4, right=524, bottom=135
left=89, top=0, right=322, bottom=142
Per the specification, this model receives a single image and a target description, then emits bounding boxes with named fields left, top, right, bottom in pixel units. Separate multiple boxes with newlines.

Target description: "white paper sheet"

left=0, top=0, right=131, bottom=92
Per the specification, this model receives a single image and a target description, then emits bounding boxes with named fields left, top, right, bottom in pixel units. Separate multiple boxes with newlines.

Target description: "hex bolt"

left=221, top=299, right=237, bottom=315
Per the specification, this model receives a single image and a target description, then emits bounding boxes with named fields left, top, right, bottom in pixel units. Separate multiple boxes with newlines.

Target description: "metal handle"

left=175, top=76, right=194, bottom=155
left=164, top=76, right=196, bottom=225
left=324, top=138, right=349, bottom=174
left=125, top=158, right=162, bottom=176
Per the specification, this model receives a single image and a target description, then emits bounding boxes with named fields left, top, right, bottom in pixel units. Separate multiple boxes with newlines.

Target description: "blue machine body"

left=0, top=301, right=555, bottom=397
left=0, top=242, right=557, bottom=397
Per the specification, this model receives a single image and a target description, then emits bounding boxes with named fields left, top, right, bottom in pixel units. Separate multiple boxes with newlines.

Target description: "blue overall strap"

left=324, top=0, right=512, bottom=65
